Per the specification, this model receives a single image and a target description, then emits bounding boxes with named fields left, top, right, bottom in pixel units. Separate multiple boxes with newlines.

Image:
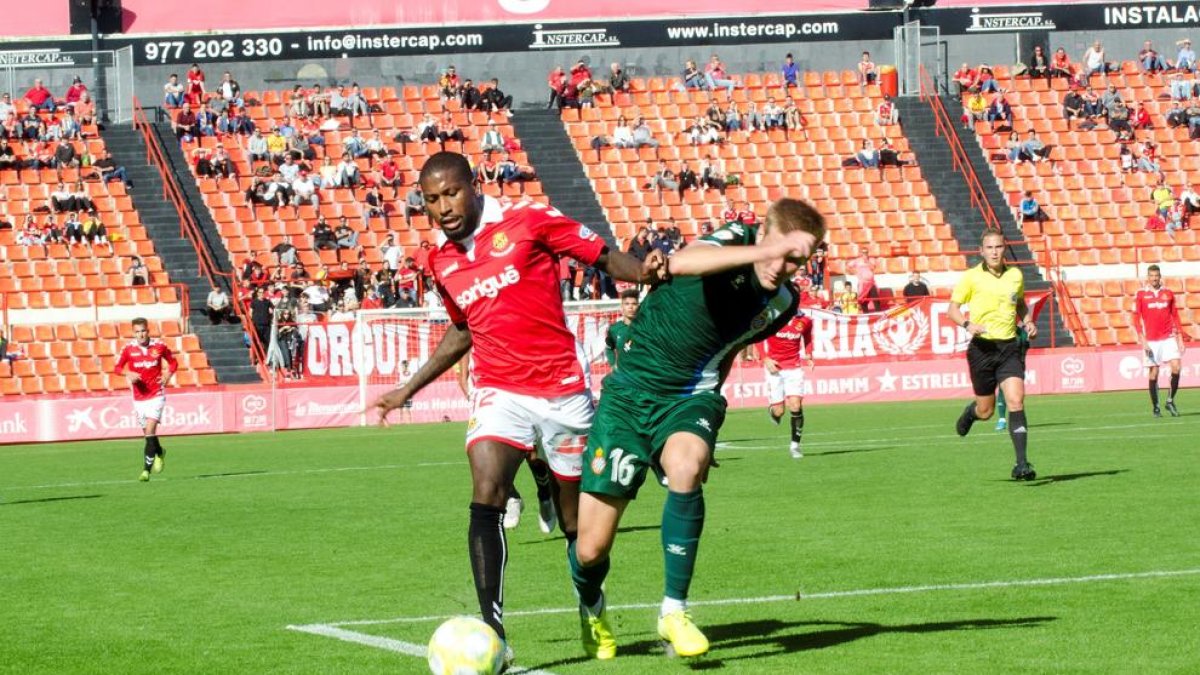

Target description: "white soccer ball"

left=427, top=616, right=506, bottom=675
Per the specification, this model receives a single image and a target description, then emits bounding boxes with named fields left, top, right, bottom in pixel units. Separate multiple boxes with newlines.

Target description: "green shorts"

left=581, top=376, right=727, bottom=500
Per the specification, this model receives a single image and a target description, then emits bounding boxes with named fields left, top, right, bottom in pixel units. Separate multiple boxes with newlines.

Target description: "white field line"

left=316, top=567, right=1200, bottom=628
left=285, top=623, right=557, bottom=675
left=718, top=430, right=1186, bottom=452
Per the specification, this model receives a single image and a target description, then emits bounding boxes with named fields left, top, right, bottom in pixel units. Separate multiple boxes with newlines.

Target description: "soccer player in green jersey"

left=604, top=289, right=640, bottom=370
left=568, top=198, right=825, bottom=660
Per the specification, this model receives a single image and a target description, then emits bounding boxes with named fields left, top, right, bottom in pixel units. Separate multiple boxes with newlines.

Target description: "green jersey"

left=612, top=223, right=799, bottom=397
left=604, top=319, right=634, bottom=369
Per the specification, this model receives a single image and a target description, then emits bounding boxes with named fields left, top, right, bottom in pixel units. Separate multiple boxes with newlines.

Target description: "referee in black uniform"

left=947, top=231, right=1038, bottom=480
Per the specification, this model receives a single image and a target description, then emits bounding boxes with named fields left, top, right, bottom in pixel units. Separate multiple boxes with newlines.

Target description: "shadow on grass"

left=517, top=524, right=660, bottom=546
left=1024, top=469, right=1129, bottom=486
left=806, top=446, right=893, bottom=457
left=1, top=494, right=102, bottom=506
left=528, top=616, right=1055, bottom=669
left=194, top=470, right=269, bottom=479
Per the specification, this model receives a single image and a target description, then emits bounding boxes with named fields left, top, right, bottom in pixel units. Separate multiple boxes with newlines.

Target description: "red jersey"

left=431, top=196, right=606, bottom=396
left=114, top=339, right=178, bottom=401
left=1133, top=286, right=1182, bottom=341
left=762, top=312, right=814, bottom=369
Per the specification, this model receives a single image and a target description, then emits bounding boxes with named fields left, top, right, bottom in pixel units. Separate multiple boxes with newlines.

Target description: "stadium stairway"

left=102, top=123, right=261, bottom=384
left=895, top=96, right=1073, bottom=348
left=509, top=108, right=616, bottom=243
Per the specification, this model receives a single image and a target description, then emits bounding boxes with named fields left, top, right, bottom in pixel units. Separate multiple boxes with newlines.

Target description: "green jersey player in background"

left=604, top=288, right=640, bottom=370
left=568, top=198, right=826, bottom=660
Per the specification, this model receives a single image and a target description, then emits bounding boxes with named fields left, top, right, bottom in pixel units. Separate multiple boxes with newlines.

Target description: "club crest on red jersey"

left=491, top=232, right=514, bottom=257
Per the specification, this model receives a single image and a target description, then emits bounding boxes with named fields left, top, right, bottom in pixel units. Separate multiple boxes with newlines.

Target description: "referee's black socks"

left=1007, top=410, right=1028, bottom=465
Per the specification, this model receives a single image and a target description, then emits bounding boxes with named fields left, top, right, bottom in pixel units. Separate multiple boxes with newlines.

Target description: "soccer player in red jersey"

left=113, top=318, right=178, bottom=481
left=373, top=152, right=662, bottom=659
left=1132, top=264, right=1186, bottom=417
left=762, top=300, right=814, bottom=458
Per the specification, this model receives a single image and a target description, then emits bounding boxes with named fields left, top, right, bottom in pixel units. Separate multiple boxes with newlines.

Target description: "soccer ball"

left=427, top=616, right=506, bottom=675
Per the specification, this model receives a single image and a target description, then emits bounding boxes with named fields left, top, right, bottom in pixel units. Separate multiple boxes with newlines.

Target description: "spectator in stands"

left=185, top=63, right=206, bottom=105
left=216, top=109, right=236, bottom=136
left=24, top=78, right=55, bottom=112
left=644, top=161, right=678, bottom=196
left=783, top=99, right=806, bottom=137
left=986, top=91, right=1013, bottom=131
left=59, top=110, right=82, bottom=140
left=547, top=66, right=567, bottom=109
left=1108, top=100, right=1133, bottom=140
left=374, top=154, right=402, bottom=200
left=677, top=161, right=699, bottom=195
left=1062, top=88, right=1085, bottom=126
left=49, top=182, right=73, bottom=213
left=725, top=103, right=744, bottom=132
left=875, top=95, right=899, bottom=126
left=1099, top=84, right=1123, bottom=115
left=340, top=129, right=366, bottom=159
left=854, top=139, right=880, bottom=168
left=459, top=78, right=483, bottom=111
left=1132, top=102, right=1153, bottom=131
left=363, top=130, right=388, bottom=162
left=631, top=116, right=659, bottom=148
left=163, top=74, right=185, bottom=108
left=699, top=153, right=727, bottom=195
left=334, top=217, right=359, bottom=250
left=41, top=215, right=64, bottom=244
left=1019, top=191, right=1049, bottom=226
left=475, top=154, right=501, bottom=185
left=266, top=127, right=289, bottom=164
left=626, top=227, right=653, bottom=262
left=1139, top=41, right=1169, bottom=73
left=763, top=97, right=785, bottom=129
left=74, top=91, right=96, bottom=128
left=902, top=272, right=930, bottom=299
left=953, top=62, right=978, bottom=95
left=264, top=171, right=293, bottom=209
left=483, top=78, right=514, bottom=116
left=0, top=138, right=13, bottom=170
left=308, top=84, right=330, bottom=118
left=173, top=103, right=198, bottom=140
left=288, top=130, right=316, bottom=163
left=744, top=100, right=764, bottom=132
left=335, top=152, right=363, bottom=188
left=962, top=90, right=988, bottom=128
left=678, top=59, right=710, bottom=92
left=63, top=211, right=84, bottom=244
left=1179, top=184, right=1200, bottom=221
left=1185, top=97, right=1200, bottom=137
left=705, top=54, right=737, bottom=94
left=838, top=284, right=860, bottom=315
left=361, top=184, right=387, bottom=227
left=404, top=184, right=424, bottom=226
left=1168, top=71, right=1196, bottom=101
left=437, top=111, right=465, bottom=147
left=17, top=215, right=44, bottom=246
left=481, top=120, right=505, bottom=154
left=71, top=181, right=95, bottom=211
left=439, top=66, right=462, bottom=101
left=1081, top=88, right=1105, bottom=120
left=705, top=101, right=724, bottom=130
left=287, top=85, right=310, bottom=118
left=1020, top=130, right=1049, bottom=162
left=0, top=92, right=11, bottom=122
left=126, top=256, right=149, bottom=286
left=781, top=53, right=799, bottom=89
left=1166, top=201, right=1186, bottom=237
left=1082, top=41, right=1112, bottom=81
left=857, top=51, right=878, bottom=86
left=246, top=128, right=269, bottom=164
left=206, top=285, right=235, bottom=324
left=393, top=257, right=420, bottom=307
left=976, top=65, right=1000, bottom=93
left=53, top=138, right=77, bottom=168
left=497, top=152, right=536, bottom=185
left=847, top=247, right=879, bottom=312
left=1029, top=45, right=1051, bottom=79
left=312, top=218, right=337, bottom=250
left=610, top=115, right=635, bottom=148
left=380, top=234, right=402, bottom=274
left=292, top=170, right=319, bottom=207
left=0, top=112, right=16, bottom=142
left=278, top=153, right=301, bottom=183
left=1049, top=47, right=1074, bottom=79
left=1176, top=39, right=1197, bottom=72
left=92, top=150, right=131, bottom=187
left=416, top=113, right=439, bottom=143
left=196, top=103, right=218, bottom=137
left=807, top=245, right=827, bottom=288
left=1151, top=178, right=1176, bottom=217
left=686, top=116, right=721, bottom=145
left=216, top=71, right=243, bottom=109
left=609, top=62, right=632, bottom=94
left=272, top=236, right=299, bottom=267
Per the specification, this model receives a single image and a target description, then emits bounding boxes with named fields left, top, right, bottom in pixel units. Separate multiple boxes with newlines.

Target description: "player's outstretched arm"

left=597, top=248, right=667, bottom=284
left=667, top=230, right=816, bottom=278
left=374, top=323, right=473, bottom=424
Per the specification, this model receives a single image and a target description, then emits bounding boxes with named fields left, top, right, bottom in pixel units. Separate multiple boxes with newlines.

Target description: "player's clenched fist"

left=374, top=388, right=412, bottom=426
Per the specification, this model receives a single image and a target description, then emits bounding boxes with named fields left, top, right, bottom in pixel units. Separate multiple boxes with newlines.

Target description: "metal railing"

left=917, top=65, right=1003, bottom=233
left=132, top=98, right=268, bottom=375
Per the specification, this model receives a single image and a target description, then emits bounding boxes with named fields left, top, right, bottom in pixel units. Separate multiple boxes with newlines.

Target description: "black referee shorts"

left=966, top=337, right=1027, bottom=396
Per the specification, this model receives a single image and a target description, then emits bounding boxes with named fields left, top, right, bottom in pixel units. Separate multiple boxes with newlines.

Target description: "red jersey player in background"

left=373, top=152, right=662, bottom=663
left=114, top=317, right=178, bottom=481
left=762, top=286, right=815, bottom=458
left=1132, top=264, right=1186, bottom=417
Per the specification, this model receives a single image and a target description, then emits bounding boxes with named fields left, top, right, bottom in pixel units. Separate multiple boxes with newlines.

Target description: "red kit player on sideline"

left=762, top=294, right=815, bottom=458
left=114, top=317, right=178, bottom=481
left=1132, top=264, right=1186, bottom=417
left=373, top=152, right=662, bottom=664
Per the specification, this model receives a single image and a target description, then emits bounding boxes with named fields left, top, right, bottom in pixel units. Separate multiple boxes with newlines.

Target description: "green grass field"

left=3, top=390, right=1198, bottom=674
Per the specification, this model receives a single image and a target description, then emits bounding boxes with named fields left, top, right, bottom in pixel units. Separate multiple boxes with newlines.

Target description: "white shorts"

left=134, top=396, right=166, bottom=428
left=766, top=367, right=807, bottom=405
left=1145, top=337, right=1182, bottom=367
left=466, top=387, right=594, bottom=480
